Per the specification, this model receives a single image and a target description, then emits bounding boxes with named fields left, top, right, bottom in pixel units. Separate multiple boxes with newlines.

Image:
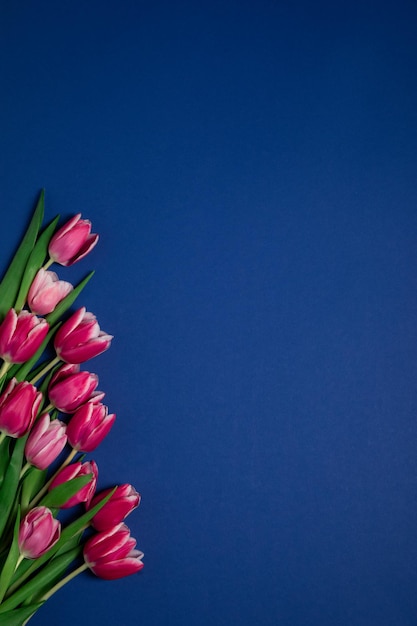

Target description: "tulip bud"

left=25, top=413, right=67, bottom=470
left=18, top=506, right=61, bottom=559
left=83, top=523, right=144, bottom=580
left=54, top=307, right=113, bottom=364
left=48, top=460, right=98, bottom=508
left=28, top=269, right=73, bottom=316
left=48, top=363, right=103, bottom=413
left=48, top=213, right=99, bottom=266
left=88, top=484, right=141, bottom=531
left=0, top=309, right=49, bottom=364
left=0, top=379, right=42, bottom=438
left=66, top=402, right=116, bottom=452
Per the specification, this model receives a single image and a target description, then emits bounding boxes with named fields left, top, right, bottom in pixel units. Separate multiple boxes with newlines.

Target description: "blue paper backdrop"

left=1, top=1, right=417, bottom=624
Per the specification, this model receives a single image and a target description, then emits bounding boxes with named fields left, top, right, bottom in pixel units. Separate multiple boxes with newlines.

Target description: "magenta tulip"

left=25, top=413, right=67, bottom=470
left=48, top=213, right=99, bottom=266
left=0, top=379, right=42, bottom=438
left=18, top=506, right=61, bottom=559
left=66, top=402, right=116, bottom=452
left=54, top=307, right=113, bottom=364
left=88, top=484, right=141, bottom=531
left=48, top=460, right=98, bottom=508
left=84, top=523, right=144, bottom=579
left=0, top=309, right=49, bottom=364
left=28, top=269, right=73, bottom=315
left=48, top=363, right=103, bottom=413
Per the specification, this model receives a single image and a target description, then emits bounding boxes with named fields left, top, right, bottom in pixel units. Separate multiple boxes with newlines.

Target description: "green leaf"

left=0, top=547, right=80, bottom=614
left=0, top=507, right=21, bottom=602
left=45, top=270, right=94, bottom=326
left=39, top=474, right=92, bottom=509
left=8, top=487, right=116, bottom=593
left=0, top=438, right=26, bottom=537
left=0, top=191, right=45, bottom=320
left=0, top=602, right=44, bottom=625
left=14, top=216, right=60, bottom=312
left=20, top=468, right=47, bottom=512
left=0, top=437, right=11, bottom=490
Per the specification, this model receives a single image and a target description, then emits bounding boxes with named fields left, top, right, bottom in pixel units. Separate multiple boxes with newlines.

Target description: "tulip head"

left=48, top=213, right=99, bottom=266
left=88, top=484, right=141, bottom=531
left=66, top=402, right=116, bottom=452
left=54, top=307, right=113, bottom=364
left=18, top=506, right=61, bottom=559
left=28, top=269, right=73, bottom=316
left=48, top=460, right=98, bottom=508
left=48, top=363, right=103, bottom=413
left=0, top=309, right=49, bottom=364
left=25, top=413, right=67, bottom=470
left=83, top=523, right=144, bottom=580
left=0, top=379, right=43, bottom=438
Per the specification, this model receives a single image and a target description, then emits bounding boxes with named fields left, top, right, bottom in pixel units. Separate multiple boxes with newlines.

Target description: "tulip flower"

left=66, top=402, right=116, bottom=452
left=83, top=523, right=144, bottom=580
left=0, top=309, right=49, bottom=364
left=0, top=378, right=42, bottom=438
left=54, top=307, right=113, bottom=364
left=48, top=363, right=103, bottom=413
left=48, top=460, right=98, bottom=508
left=25, top=413, right=67, bottom=470
left=28, top=269, right=73, bottom=315
left=88, top=484, right=141, bottom=531
left=48, top=213, right=99, bottom=266
left=18, top=506, right=61, bottom=559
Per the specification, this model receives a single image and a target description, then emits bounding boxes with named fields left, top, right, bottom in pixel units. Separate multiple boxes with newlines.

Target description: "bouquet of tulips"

left=0, top=191, right=143, bottom=625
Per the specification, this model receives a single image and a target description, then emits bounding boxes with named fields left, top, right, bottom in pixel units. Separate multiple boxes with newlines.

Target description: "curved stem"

left=29, top=356, right=61, bottom=385
left=41, top=562, right=88, bottom=602
left=42, top=258, right=54, bottom=271
left=28, top=448, right=78, bottom=508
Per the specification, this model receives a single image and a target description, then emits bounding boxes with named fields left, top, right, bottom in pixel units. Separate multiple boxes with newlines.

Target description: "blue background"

left=1, top=1, right=417, bottom=624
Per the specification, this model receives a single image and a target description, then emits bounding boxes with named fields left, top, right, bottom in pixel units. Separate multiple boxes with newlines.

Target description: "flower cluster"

left=0, top=192, right=143, bottom=625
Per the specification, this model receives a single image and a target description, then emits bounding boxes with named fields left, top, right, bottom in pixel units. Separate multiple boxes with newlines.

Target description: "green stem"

left=29, top=356, right=61, bottom=385
left=0, top=432, right=7, bottom=446
left=0, top=360, right=11, bottom=379
left=42, top=258, right=54, bottom=270
left=28, top=448, right=78, bottom=508
left=41, top=562, right=88, bottom=602
left=20, top=463, right=31, bottom=481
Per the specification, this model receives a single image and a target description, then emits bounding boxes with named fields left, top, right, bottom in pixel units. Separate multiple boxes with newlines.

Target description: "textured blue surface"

left=1, top=1, right=417, bottom=624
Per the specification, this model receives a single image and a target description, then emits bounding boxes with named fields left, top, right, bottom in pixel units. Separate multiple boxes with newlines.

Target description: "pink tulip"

left=0, top=309, right=49, bottom=364
left=88, top=484, right=141, bottom=531
left=66, top=402, right=116, bottom=452
left=25, top=413, right=67, bottom=470
left=84, top=523, right=144, bottom=580
left=54, top=308, right=113, bottom=364
left=28, top=269, right=73, bottom=315
left=48, top=363, right=103, bottom=413
left=48, top=213, right=99, bottom=266
left=18, top=506, right=61, bottom=559
left=0, top=379, right=42, bottom=438
left=48, top=460, right=98, bottom=508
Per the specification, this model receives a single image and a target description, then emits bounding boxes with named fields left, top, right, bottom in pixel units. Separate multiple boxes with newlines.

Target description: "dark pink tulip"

left=84, top=523, right=144, bottom=580
left=48, top=213, right=99, bottom=266
left=66, top=402, right=116, bottom=452
left=28, top=269, right=73, bottom=315
left=0, top=309, right=49, bottom=364
left=54, top=307, right=113, bottom=364
left=18, top=506, right=61, bottom=559
left=48, top=363, right=103, bottom=413
left=88, top=484, right=141, bottom=531
left=25, top=413, right=67, bottom=470
left=48, top=460, right=98, bottom=508
left=0, top=379, right=42, bottom=438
